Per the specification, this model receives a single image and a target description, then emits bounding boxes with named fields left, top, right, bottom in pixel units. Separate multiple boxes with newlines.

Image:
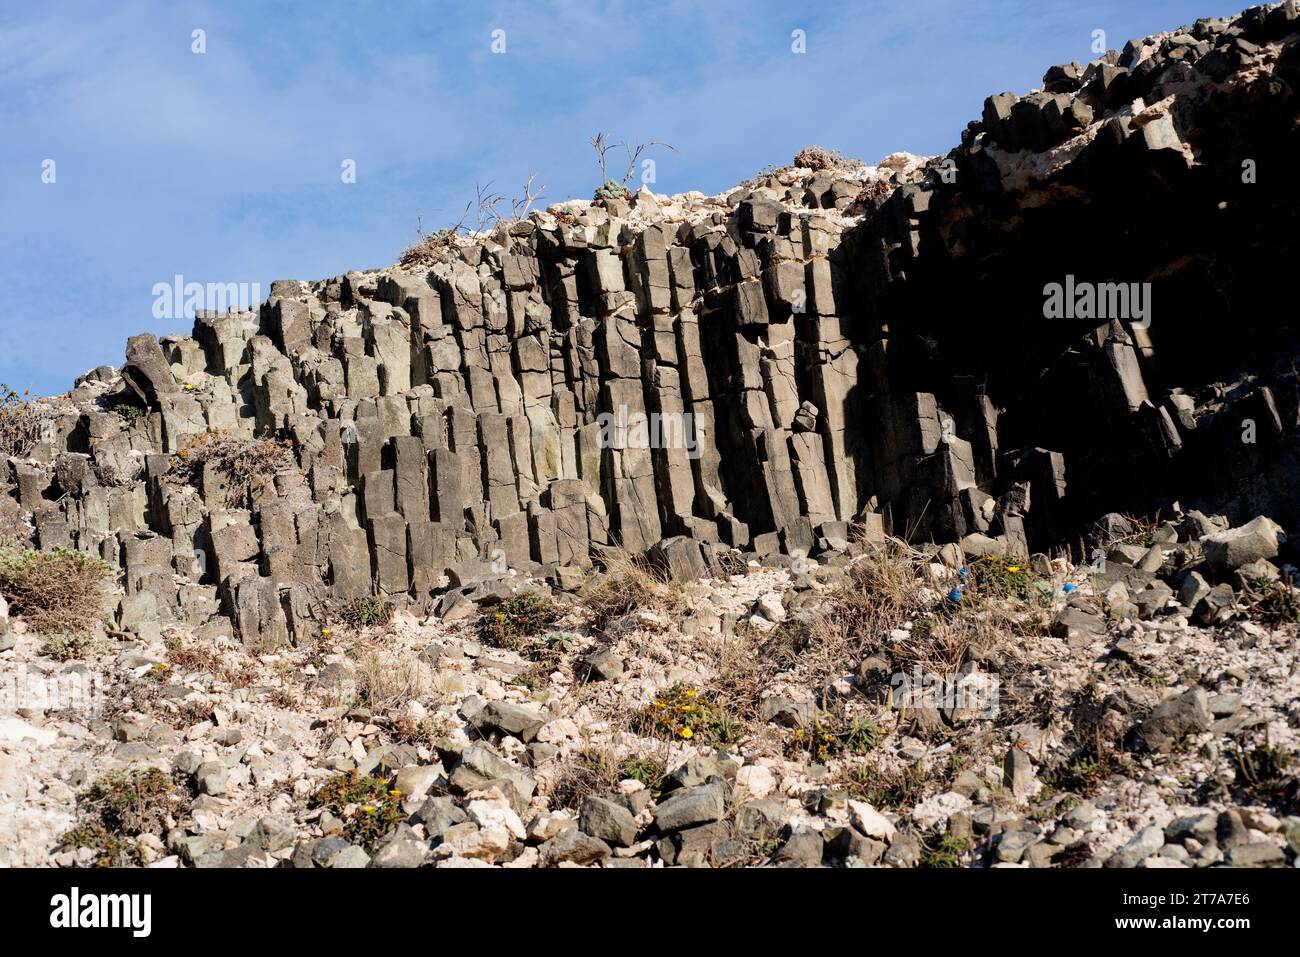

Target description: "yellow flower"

left=684, top=689, right=697, bottom=697
left=362, top=805, right=375, bottom=814
left=679, top=727, right=693, bottom=739
left=1007, top=565, right=1021, bottom=573
left=321, top=628, right=331, bottom=636
left=389, top=789, right=401, bottom=797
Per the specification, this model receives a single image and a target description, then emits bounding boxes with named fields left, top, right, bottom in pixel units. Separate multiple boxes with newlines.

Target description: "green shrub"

left=968, top=555, right=1034, bottom=602
left=106, top=391, right=148, bottom=423
left=636, top=684, right=736, bottom=745
left=789, top=713, right=882, bottom=763
left=61, top=768, right=183, bottom=865
left=40, top=632, right=96, bottom=661
left=475, top=592, right=560, bottom=651
left=1246, top=574, right=1300, bottom=626
left=920, top=829, right=971, bottom=868
left=621, top=757, right=666, bottom=798
left=310, top=770, right=405, bottom=848
left=593, top=179, right=632, bottom=203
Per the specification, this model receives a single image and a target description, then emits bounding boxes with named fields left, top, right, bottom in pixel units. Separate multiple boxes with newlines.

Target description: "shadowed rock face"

left=839, top=3, right=1300, bottom=547
left=6, top=4, right=1300, bottom=647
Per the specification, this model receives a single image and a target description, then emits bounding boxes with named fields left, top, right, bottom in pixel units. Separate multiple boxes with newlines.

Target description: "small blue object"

left=947, top=587, right=963, bottom=601
left=1062, top=583, right=1076, bottom=593
left=957, top=567, right=970, bottom=579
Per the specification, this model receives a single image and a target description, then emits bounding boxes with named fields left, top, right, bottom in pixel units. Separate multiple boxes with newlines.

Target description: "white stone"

left=910, top=791, right=971, bottom=830
left=467, top=795, right=527, bottom=841
left=430, top=824, right=510, bottom=862
left=394, top=764, right=441, bottom=802
left=756, top=593, right=786, bottom=623
left=526, top=810, right=574, bottom=842
left=848, top=800, right=896, bottom=840
left=736, top=764, right=776, bottom=799
left=502, top=846, right=539, bottom=868
left=536, top=717, right=579, bottom=744
left=0, top=719, right=57, bottom=747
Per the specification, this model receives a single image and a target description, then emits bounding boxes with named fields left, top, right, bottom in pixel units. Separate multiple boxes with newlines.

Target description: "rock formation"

left=7, top=3, right=1300, bottom=650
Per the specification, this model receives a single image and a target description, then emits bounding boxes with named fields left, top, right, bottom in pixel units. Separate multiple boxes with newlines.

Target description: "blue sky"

left=0, top=0, right=1239, bottom=395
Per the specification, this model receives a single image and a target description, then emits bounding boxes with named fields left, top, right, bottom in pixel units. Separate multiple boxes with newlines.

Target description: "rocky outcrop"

left=7, top=4, right=1300, bottom=647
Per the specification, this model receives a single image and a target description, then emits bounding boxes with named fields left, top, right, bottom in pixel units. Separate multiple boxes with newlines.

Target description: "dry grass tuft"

left=793, top=145, right=857, bottom=171
left=0, top=385, right=43, bottom=459
left=754, top=539, right=925, bottom=692
left=329, top=595, right=394, bottom=630
left=353, top=644, right=441, bottom=716
left=164, top=638, right=258, bottom=688
left=0, top=547, right=112, bottom=636
left=547, top=747, right=624, bottom=810
left=165, top=428, right=296, bottom=509
left=579, top=550, right=686, bottom=631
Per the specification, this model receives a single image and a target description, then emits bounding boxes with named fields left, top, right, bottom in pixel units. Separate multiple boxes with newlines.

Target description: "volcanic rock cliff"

left=8, top=2, right=1300, bottom=648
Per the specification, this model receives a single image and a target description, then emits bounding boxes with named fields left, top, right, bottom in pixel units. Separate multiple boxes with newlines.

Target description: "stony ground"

left=1, top=509, right=1297, bottom=869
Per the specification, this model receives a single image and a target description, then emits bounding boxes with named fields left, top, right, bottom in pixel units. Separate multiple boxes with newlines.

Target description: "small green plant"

left=475, top=592, right=560, bottom=652
left=1232, top=744, right=1294, bottom=801
left=1245, top=574, right=1300, bottom=626
left=841, top=717, right=883, bottom=754
left=636, top=685, right=736, bottom=745
left=1042, top=748, right=1131, bottom=797
left=593, top=179, right=632, bottom=202
left=0, top=547, right=111, bottom=636
left=309, top=770, right=405, bottom=849
left=543, top=631, right=575, bottom=654
left=333, top=596, right=394, bottom=630
left=789, top=713, right=882, bottom=763
left=621, top=757, right=666, bottom=797
left=845, top=761, right=927, bottom=810
left=40, top=631, right=96, bottom=662
left=920, top=829, right=971, bottom=868
left=106, top=391, right=148, bottom=423
left=968, top=555, right=1034, bottom=602
left=61, top=768, right=183, bottom=865
left=587, top=132, right=675, bottom=201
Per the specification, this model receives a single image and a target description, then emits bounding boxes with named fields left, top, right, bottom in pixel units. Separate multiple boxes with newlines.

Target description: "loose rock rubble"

left=0, top=506, right=1296, bottom=869
left=1, top=4, right=1299, bottom=868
